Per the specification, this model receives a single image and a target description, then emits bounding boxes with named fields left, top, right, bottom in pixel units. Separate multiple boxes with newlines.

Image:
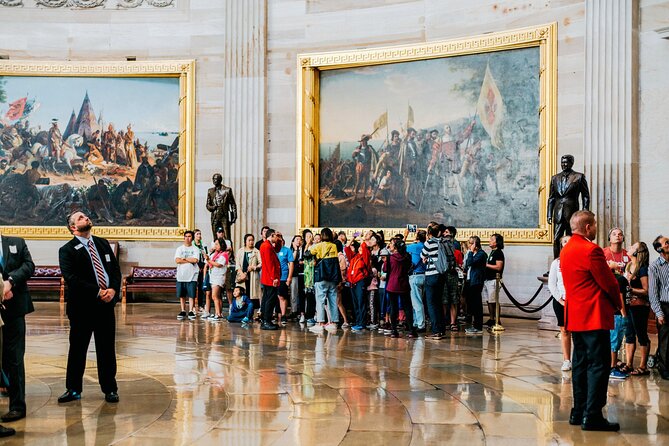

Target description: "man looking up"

left=649, top=235, right=669, bottom=380
left=561, top=210, right=622, bottom=431
left=174, top=231, right=200, bottom=321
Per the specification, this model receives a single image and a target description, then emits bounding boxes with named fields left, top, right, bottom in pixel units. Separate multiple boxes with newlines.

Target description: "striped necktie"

left=88, top=240, right=107, bottom=290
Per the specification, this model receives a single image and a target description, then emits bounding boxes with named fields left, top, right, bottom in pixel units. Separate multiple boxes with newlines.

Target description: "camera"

left=406, top=224, right=417, bottom=233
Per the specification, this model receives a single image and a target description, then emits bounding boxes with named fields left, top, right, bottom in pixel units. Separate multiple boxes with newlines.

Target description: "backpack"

left=434, top=237, right=457, bottom=275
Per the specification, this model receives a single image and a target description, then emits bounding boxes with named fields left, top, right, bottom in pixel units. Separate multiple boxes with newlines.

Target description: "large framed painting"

left=297, top=24, right=557, bottom=244
left=0, top=60, right=195, bottom=240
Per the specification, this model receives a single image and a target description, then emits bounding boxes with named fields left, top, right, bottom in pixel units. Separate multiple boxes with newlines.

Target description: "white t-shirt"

left=209, top=251, right=228, bottom=285
left=175, top=244, right=200, bottom=282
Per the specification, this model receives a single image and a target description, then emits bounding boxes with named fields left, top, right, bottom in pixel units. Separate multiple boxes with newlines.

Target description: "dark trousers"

left=304, top=290, right=316, bottom=319
left=657, top=302, right=669, bottom=373
left=351, top=280, right=367, bottom=327
left=261, top=285, right=278, bottom=324
left=425, top=274, right=445, bottom=334
left=387, top=291, right=414, bottom=331
left=465, top=283, right=484, bottom=330
left=66, top=310, right=117, bottom=394
left=2, top=316, right=26, bottom=412
left=571, top=330, right=610, bottom=417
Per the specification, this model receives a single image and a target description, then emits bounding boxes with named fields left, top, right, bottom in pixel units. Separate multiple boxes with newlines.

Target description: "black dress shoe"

left=0, top=425, right=15, bottom=437
left=105, top=392, right=119, bottom=403
left=57, top=390, right=81, bottom=403
left=568, top=408, right=583, bottom=426
left=581, top=416, right=620, bottom=431
left=261, top=323, right=278, bottom=331
left=0, top=410, right=25, bottom=422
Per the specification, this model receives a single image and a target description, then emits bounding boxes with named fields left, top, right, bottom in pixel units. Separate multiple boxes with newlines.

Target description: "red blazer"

left=259, top=240, right=281, bottom=286
left=561, top=233, right=622, bottom=331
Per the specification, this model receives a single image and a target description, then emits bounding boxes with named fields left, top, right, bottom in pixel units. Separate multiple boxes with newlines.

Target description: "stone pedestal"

left=537, top=276, right=559, bottom=331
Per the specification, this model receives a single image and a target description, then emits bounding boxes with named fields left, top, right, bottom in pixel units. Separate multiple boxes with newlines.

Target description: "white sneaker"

left=325, top=323, right=338, bottom=332
left=561, top=360, right=572, bottom=371
left=201, top=312, right=211, bottom=319
left=309, top=324, right=324, bottom=333
left=299, top=314, right=306, bottom=323
left=341, top=322, right=351, bottom=328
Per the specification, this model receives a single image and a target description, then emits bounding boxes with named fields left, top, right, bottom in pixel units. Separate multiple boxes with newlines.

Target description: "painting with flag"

left=303, top=24, right=556, bottom=243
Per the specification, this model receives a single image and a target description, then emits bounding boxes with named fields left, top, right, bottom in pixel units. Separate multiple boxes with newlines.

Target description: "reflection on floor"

left=1, top=302, right=665, bottom=445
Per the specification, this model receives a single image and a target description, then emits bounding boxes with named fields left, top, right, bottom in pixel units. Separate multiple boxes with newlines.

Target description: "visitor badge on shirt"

left=105, top=254, right=111, bottom=262
left=9, top=245, right=17, bottom=254
left=75, top=244, right=84, bottom=250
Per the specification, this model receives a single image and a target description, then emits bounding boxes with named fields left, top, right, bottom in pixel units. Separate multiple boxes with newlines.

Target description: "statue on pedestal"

left=547, top=155, right=590, bottom=258
left=206, top=173, right=237, bottom=240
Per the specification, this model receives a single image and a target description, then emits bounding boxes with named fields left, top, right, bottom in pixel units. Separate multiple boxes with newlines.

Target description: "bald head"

left=570, top=210, right=597, bottom=240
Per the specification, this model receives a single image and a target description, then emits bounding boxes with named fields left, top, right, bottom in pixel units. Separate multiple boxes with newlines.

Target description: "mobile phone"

left=353, top=231, right=361, bottom=237
left=406, top=224, right=417, bottom=233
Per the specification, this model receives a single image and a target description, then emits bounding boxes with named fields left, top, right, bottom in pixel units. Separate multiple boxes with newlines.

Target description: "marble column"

left=221, top=0, right=267, bottom=247
left=584, top=0, right=639, bottom=242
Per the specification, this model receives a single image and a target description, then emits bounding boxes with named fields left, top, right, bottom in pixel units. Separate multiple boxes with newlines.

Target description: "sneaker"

left=280, top=320, right=287, bottom=326
left=324, top=323, right=338, bottom=332
left=242, top=317, right=249, bottom=324
left=309, top=324, right=324, bottom=333
left=427, top=333, right=444, bottom=340
left=200, top=312, right=211, bottom=319
left=299, top=314, right=306, bottom=324
left=177, top=311, right=187, bottom=320
left=342, top=322, right=351, bottom=328
left=609, top=369, right=627, bottom=380
left=561, top=360, right=572, bottom=371
left=383, top=328, right=393, bottom=335
left=198, top=307, right=205, bottom=313
left=351, top=325, right=364, bottom=331
left=366, top=323, right=379, bottom=330
left=187, top=311, right=196, bottom=320
left=465, top=327, right=483, bottom=335
left=306, top=318, right=316, bottom=326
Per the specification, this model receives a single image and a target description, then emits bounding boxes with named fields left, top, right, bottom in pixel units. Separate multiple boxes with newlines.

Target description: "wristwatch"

left=7, top=276, right=15, bottom=287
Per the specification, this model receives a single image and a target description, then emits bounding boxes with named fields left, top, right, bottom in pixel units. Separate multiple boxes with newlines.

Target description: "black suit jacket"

left=0, top=235, right=35, bottom=320
left=59, top=236, right=121, bottom=319
left=547, top=170, right=590, bottom=223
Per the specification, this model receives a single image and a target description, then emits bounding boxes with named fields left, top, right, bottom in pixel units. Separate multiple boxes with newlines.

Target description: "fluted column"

left=222, top=0, right=267, bottom=247
left=584, top=0, right=639, bottom=241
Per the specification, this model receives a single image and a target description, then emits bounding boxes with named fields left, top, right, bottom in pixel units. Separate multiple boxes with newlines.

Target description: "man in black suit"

left=57, top=211, right=121, bottom=404
left=0, top=232, right=35, bottom=425
left=205, top=173, right=237, bottom=240
left=547, top=154, right=591, bottom=258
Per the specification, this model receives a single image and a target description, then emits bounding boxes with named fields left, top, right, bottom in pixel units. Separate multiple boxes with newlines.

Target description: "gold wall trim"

left=297, top=23, right=557, bottom=245
left=0, top=59, right=195, bottom=241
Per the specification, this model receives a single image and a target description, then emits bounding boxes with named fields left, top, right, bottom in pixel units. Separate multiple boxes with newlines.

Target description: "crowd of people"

left=173, top=223, right=509, bottom=342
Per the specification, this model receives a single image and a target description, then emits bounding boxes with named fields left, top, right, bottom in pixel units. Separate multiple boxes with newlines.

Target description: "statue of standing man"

left=206, top=173, right=237, bottom=240
left=547, top=155, right=591, bottom=258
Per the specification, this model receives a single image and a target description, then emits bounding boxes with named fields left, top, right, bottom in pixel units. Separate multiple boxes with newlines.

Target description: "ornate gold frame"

left=296, top=23, right=557, bottom=244
left=0, top=59, right=195, bottom=241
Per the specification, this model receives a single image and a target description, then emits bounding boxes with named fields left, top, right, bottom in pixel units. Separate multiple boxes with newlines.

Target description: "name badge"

left=75, top=244, right=84, bottom=250
left=9, top=245, right=17, bottom=254
left=105, top=254, right=111, bottom=262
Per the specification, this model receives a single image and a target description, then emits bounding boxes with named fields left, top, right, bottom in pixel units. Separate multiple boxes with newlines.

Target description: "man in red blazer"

left=561, top=210, right=622, bottom=431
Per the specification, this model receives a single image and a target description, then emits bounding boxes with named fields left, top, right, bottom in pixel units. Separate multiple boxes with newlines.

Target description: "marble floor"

left=0, top=302, right=666, bottom=445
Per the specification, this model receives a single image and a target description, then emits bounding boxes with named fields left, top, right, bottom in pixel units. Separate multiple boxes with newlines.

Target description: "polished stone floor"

left=0, top=302, right=666, bottom=445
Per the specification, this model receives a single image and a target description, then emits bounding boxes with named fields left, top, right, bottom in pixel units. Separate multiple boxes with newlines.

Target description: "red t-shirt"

left=259, top=240, right=281, bottom=286
left=602, top=247, right=630, bottom=273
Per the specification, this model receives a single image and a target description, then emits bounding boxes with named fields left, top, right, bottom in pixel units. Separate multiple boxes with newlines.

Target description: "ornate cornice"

left=0, top=0, right=175, bottom=7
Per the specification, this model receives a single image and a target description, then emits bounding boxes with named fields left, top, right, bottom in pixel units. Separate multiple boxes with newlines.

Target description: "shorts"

left=278, top=280, right=289, bottom=297
left=176, top=281, right=197, bottom=298
left=610, top=314, right=627, bottom=353
left=442, top=273, right=459, bottom=305
left=552, top=297, right=565, bottom=327
left=481, top=279, right=497, bottom=303
left=210, top=274, right=225, bottom=288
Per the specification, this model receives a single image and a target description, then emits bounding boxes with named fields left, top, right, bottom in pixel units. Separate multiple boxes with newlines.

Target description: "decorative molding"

left=0, top=0, right=175, bottom=7
left=0, top=60, right=191, bottom=75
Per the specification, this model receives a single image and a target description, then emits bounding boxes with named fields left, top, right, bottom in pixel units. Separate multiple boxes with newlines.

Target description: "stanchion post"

left=492, top=273, right=505, bottom=332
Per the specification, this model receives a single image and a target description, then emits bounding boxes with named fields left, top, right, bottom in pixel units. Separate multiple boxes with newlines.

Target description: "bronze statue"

left=547, top=155, right=590, bottom=258
left=206, top=173, right=237, bottom=240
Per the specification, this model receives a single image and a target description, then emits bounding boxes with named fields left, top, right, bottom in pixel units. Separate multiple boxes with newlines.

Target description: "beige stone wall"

left=639, top=0, right=669, bottom=245
left=0, top=1, right=226, bottom=271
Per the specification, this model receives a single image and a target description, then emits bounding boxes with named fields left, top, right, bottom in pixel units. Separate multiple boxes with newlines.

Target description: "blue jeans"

left=424, top=274, right=445, bottom=334
left=228, top=303, right=254, bottom=322
left=351, top=280, right=367, bottom=327
left=409, top=274, right=425, bottom=329
left=315, top=281, right=339, bottom=323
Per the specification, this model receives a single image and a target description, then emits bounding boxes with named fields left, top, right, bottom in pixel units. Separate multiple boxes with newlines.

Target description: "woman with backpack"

left=384, top=238, right=417, bottom=338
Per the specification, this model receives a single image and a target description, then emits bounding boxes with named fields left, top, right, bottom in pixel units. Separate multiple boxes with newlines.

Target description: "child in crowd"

left=227, top=286, right=253, bottom=324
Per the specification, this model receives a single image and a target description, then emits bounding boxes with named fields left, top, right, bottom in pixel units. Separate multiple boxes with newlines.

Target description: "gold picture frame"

left=0, top=59, right=195, bottom=240
left=297, top=23, right=557, bottom=244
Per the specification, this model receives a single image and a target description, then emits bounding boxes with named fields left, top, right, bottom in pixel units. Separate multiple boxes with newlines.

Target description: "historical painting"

left=0, top=60, right=195, bottom=240
left=298, top=24, right=557, bottom=244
